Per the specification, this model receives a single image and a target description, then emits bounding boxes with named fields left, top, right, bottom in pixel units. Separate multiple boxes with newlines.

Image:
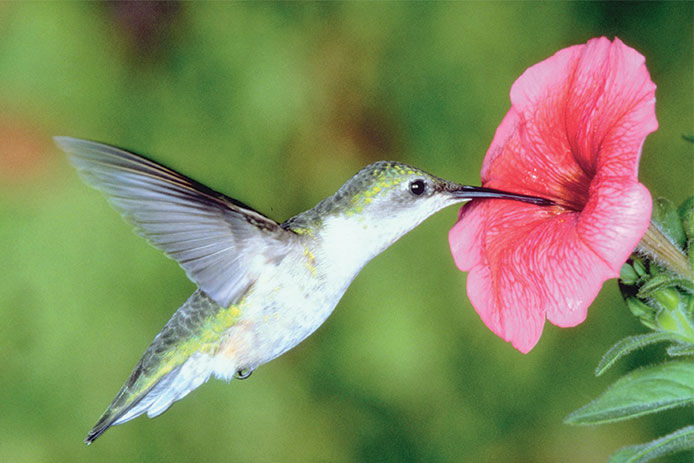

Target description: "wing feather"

left=55, top=136, right=295, bottom=307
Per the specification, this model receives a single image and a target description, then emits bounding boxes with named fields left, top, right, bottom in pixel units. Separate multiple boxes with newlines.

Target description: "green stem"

left=636, top=221, right=694, bottom=280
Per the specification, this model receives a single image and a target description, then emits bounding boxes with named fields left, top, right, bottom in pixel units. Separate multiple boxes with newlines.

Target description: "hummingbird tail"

left=85, top=353, right=214, bottom=444
left=84, top=369, right=185, bottom=445
left=84, top=290, right=242, bottom=444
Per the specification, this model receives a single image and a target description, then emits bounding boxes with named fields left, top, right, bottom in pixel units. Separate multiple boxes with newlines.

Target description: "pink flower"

left=449, top=37, right=657, bottom=353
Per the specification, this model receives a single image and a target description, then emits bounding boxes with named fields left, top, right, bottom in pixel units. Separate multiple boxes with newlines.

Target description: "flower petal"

left=482, top=37, right=657, bottom=209
left=573, top=177, right=653, bottom=277
left=450, top=37, right=657, bottom=353
left=451, top=201, right=616, bottom=353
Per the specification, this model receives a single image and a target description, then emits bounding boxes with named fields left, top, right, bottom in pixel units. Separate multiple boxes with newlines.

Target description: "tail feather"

left=84, top=365, right=182, bottom=445
left=113, top=365, right=183, bottom=425
left=84, top=290, right=239, bottom=444
left=141, top=352, right=213, bottom=420
left=85, top=353, right=215, bottom=445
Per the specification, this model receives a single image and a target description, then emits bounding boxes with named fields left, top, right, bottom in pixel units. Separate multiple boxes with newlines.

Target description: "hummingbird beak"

left=447, top=184, right=555, bottom=206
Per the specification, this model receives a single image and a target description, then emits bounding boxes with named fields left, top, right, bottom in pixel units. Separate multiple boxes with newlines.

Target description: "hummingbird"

left=55, top=136, right=552, bottom=444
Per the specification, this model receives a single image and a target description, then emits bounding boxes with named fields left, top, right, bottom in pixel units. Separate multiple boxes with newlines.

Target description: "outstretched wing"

left=55, top=136, right=294, bottom=308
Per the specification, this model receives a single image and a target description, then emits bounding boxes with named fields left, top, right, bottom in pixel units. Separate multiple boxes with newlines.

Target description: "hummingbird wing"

left=55, top=136, right=295, bottom=308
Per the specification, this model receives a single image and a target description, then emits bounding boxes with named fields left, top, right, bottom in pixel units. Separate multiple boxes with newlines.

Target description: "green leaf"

left=625, top=298, right=659, bottom=331
left=682, top=134, right=694, bottom=143
left=667, top=343, right=694, bottom=357
left=632, top=258, right=648, bottom=278
left=565, top=361, right=694, bottom=425
left=678, top=197, right=694, bottom=235
left=674, top=279, right=694, bottom=295
left=608, top=425, right=694, bottom=463
left=595, top=333, right=683, bottom=376
left=679, top=197, right=694, bottom=270
left=637, top=274, right=694, bottom=299
left=652, top=198, right=687, bottom=249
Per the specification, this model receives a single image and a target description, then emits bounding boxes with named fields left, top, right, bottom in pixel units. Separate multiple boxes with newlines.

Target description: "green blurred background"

left=0, top=2, right=691, bottom=462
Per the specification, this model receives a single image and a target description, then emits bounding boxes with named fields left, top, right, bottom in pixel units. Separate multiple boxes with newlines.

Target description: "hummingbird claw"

left=234, top=368, right=253, bottom=380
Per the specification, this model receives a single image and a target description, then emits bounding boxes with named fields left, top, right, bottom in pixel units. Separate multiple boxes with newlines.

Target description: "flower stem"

left=636, top=221, right=694, bottom=280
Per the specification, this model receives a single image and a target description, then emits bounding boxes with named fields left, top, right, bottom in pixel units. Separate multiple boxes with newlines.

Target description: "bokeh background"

left=0, top=2, right=691, bottom=462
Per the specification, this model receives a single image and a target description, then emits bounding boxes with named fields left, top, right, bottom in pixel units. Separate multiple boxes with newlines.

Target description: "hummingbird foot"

left=234, top=368, right=254, bottom=380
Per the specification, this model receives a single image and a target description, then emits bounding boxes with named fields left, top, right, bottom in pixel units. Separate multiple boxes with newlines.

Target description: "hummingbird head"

left=286, top=161, right=551, bottom=269
left=317, top=160, right=549, bottom=223
left=335, top=161, right=476, bottom=225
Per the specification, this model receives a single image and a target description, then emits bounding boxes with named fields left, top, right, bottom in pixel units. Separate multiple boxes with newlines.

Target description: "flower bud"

left=620, top=197, right=694, bottom=340
left=651, top=287, right=681, bottom=313
left=619, top=263, right=639, bottom=285
left=632, top=258, right=647, bottom=278
left=625, top=297, right=658, bottom=330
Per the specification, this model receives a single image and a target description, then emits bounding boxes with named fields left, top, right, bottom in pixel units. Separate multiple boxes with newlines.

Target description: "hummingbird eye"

left=409, top=179, right=426, bottom=196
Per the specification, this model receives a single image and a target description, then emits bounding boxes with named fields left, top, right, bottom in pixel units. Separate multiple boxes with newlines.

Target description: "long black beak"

left=450, top=185, right=554, bottom=206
